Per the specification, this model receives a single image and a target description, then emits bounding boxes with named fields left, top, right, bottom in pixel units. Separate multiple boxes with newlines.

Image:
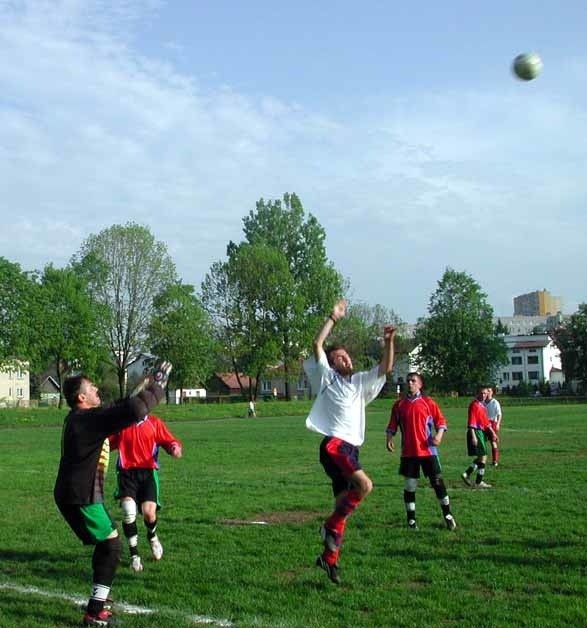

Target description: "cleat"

left=149, top=536, right=163, bottom=560
left=83, top=608, right=113, bottom=626
left=461, top=473, right=472, bottom=487
left=476, top=481, right=492, bottom=489
left=492, top=462, right=499, bottom=467
left=444, top=514, right=457, bottom=531
left=130, top=555, right=143, bottom=572
left=316, top=555, right=341, bottom=585
left=82, top=599, right=113, bottom=612
left=319, top=526, right=341, bottom=551
left=407, top=519, right=418, bottom=530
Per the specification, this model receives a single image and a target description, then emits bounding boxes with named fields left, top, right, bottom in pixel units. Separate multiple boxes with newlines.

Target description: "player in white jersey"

left=485, top=387, right=502, bottom=466
left=304, top=299, right=396, bottom=584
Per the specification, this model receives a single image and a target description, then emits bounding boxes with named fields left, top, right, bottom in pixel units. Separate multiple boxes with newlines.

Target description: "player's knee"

left=121, top=499, right=137, bottom=524
left=404, top=477, right=418, bottom=492
left=359, top=477, right=373, bottom=496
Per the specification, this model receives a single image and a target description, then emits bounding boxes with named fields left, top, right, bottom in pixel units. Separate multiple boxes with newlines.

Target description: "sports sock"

left=475, top=462, right=486, bottom=484
left=324, top=489, right=362, bottom=539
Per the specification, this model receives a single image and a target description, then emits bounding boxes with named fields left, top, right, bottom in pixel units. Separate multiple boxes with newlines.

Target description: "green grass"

left=1, top=403, right=586, bottom=627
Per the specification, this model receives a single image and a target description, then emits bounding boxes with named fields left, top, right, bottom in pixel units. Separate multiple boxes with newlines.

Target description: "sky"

left=1, top=1, right=586, bottom=323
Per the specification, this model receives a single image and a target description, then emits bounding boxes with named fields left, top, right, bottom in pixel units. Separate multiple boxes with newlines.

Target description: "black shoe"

left=316, top=555, right=341, bottom=584
left=83, top=608, right=114, bottom=626
left=407, top=519, right=418, bottom=530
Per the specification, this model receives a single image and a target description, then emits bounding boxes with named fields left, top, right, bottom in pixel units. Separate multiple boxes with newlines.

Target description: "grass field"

left=1, top=402, right=586, bottom=627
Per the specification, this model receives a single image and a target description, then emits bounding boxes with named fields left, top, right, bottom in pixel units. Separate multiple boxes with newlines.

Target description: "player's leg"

left=120, top=497, right=142, bottom=572
left=76, top=504, right=121, bottom=625
left=475, top=455, right=491, bottom=487
left=462, top=430, right=480, bottom=486
left=399, top=458, right=419, bottom=529
left=141, top=470, right=163, bottom=560
left=490, top=423, right=500, bottom=466
left=424, top=458, right=456, bottom=530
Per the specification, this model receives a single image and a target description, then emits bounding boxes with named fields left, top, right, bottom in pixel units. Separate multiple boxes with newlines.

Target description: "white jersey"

left=485, top=398, right=502, bottom=423
left=303, top=352, right=385, bottom=447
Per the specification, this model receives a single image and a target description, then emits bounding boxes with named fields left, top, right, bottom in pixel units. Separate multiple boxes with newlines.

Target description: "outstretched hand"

left=331, top=299, right=347, bottom=322
left=383, top=325, right=397, bottom=343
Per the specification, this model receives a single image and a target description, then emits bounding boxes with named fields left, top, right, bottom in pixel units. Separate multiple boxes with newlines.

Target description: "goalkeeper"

left=54, top=362, right=172, bottom=627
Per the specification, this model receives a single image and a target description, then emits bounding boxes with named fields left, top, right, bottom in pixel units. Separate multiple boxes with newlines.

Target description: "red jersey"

left=467, top=400, right=490, bottom=430
left=387, top=394, right=447, bottom=457
left=109, top=415, right=181, bottom=470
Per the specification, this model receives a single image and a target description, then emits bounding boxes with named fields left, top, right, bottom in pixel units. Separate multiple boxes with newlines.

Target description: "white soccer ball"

left=512, top=52, right=543, bottom=81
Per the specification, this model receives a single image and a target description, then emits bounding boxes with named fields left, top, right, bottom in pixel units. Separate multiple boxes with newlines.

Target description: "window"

left=529, top=349, right=537, bottom=353
left=527, top=356, right=539, bottom=364
left=512, top=349, right=520, bottom=353
left=297, top=376, right=307, bottom=391
left=528, top=371, right=539, bottom=380
left=16, top=387, right=24, bottom=398
left=512, top=372, right=523, bottom=381
left=502, top=372, right=510, bottom=381
left=511, top=357, right=523, bottom=365
left=261, top=380, right=272, bottom=393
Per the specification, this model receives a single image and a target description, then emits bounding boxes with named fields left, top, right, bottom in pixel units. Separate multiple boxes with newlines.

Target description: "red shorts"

left=319, top=437, right=362, bottom=496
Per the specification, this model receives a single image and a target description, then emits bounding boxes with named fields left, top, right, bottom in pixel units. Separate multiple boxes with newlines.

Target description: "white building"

left=496, top=334, right=563, bottom=390
left=0, top=362, right=30, bottom=406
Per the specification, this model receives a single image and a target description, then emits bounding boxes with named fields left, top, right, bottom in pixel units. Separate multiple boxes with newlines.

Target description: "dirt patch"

left=221, top=509, right=321, bottom=525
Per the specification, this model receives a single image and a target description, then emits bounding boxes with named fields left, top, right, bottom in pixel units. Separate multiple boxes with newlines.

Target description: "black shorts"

left=319, top=436, right=362, bottom=497
left=399, top=456, right=442, bottom=480
left=115, top=468, right=161, bottom=507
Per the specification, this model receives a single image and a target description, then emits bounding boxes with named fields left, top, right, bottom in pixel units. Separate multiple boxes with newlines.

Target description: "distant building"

left=513, top=290, right=561, bottom=316
left=0, top=362, right=30, bottom=406
left=495, top=333, right=563, bottom=390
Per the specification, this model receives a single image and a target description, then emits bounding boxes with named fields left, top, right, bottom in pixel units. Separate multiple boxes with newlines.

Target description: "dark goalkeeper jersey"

left=54, top=385, right=164, bottom=506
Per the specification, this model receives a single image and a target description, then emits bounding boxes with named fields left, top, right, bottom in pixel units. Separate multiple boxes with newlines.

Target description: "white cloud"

left=0, top=1, right=585, bottom=320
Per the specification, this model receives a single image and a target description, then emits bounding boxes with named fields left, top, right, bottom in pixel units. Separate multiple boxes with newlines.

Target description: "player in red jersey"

left=461, top=386, right=497, bottom=488
left=386, top=372, right=456, bottom=530
left=109, top=414, right=182, bottom=572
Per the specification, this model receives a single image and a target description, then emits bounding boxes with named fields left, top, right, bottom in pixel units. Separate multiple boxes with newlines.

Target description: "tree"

left=148, top=283, right=217, bottom=400
left=71, top=223, right=177, bottom=397
left=414, top=268, right=507, bottom=395
left=0, top=257, right=36, bottom=369
left=34, top=265, right=106, bottom=407
left=552, top=303, right=587, bottom=390
left=230, top=193, right=345, bottom=399
left=495, top=318, right=510, bottom=335
left=331, top=302, right=405, bottom=371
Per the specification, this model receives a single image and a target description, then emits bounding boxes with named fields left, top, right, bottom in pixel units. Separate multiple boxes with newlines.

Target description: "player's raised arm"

left=378, top=325, right=396, bottom=377
left=313, top=299, right=347, bottom=360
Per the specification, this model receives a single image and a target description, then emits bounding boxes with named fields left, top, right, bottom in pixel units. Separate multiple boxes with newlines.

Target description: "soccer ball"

left=512, top=52, right=543, bottom=81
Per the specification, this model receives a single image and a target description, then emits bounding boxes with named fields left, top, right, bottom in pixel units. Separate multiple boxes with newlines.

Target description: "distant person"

left=386, top=372, right=456, bottom=530
left=248, top=399, right=256, bottom=417
left=304, top=299, right=396, bottom=584
left=109, top=414, right=183, bottom=573
left=484, top=387, right=502, bottom=466
left=54, top=363, right=171, bottom=627
left=462, top=385, right=497, bottom=488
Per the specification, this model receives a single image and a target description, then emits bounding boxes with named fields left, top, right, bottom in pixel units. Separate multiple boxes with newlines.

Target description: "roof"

left=511, top=340, right=550, bottom=349
left=215, top=373, right=255, bottom=388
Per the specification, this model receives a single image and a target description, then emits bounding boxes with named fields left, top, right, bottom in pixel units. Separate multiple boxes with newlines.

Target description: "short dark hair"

left=63, top=374, right=89, bottom=409
left=325, top=345, right=347, bottom=367
left=407, top=371, right=425, bottom=389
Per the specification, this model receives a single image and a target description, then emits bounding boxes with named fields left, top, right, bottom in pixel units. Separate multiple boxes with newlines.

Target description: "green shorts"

left=57, top=502, right=117, bottom=545
left=467, top=428, right=488, bottom=457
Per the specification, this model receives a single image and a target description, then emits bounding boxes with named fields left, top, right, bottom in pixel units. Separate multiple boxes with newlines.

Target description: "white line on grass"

left=0, top=582, right=233, bottom=626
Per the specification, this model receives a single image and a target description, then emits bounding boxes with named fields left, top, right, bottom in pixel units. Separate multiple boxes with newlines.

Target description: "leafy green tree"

left=231, top=193, right=344, bottom=399
left=71, top=223, right=177, bottom=397
left=0, top=257, right=36, bottom=369
left=331, top=302, right=405, bottom=371
left=34, top=265, right=106, bottom=407
left=552, top=303, right=587, bottom=390
left=148, top=283, right=217, bottom=400
left=415, top=268, right=507, bottom=395
left=495, top=318, right=510, bottom=335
